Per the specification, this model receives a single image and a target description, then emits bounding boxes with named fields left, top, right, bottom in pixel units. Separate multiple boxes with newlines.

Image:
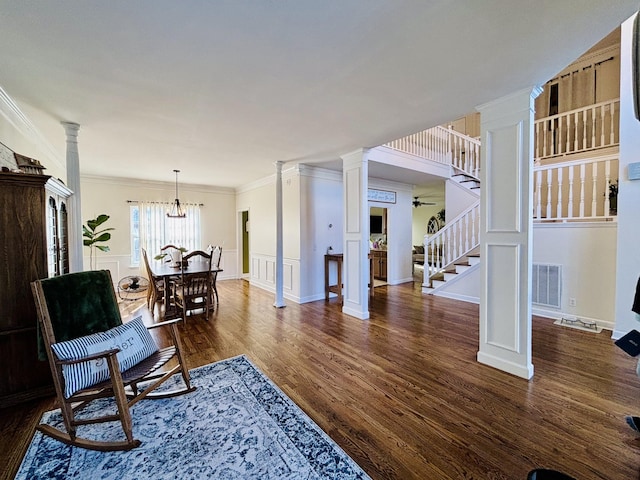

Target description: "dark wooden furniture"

left=142, top=248, right=166, bottom=310
left=0, top=173, right=70, bottom=408
left=209, top=245, right=223, bottom=305
left=31, top=270, right=195, bottom=451
left=174, top=250, right=213, bottom=322
left=371, top=249, right=387, bottom=280
left=324, top=253, right=374, bottom=303
left=151, top=256, right=222, bottom=318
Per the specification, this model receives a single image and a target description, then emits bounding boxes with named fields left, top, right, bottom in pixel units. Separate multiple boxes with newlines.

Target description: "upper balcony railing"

left=534, top=98, right=619, bottom=160
left=533, top=155, right=618, bottom=222
left=384, top=126, right=481, bottom=179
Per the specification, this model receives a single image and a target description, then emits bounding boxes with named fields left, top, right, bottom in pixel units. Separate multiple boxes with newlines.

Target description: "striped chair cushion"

left=51, top=314, right=158, bottom=398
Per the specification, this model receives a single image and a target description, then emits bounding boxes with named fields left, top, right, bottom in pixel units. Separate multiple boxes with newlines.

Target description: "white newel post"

left=62, top=122, right=83, bottom=272
left=274, top=160, right=286, bottom=308
left=476, top=87, right=542, bottom=379
left=341, top=149, right=370, bottom=320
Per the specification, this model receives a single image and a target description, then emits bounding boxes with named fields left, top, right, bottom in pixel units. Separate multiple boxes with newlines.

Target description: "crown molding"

left=0, top=86, right=64, bottom=170
left=81, top=174, right=235, bottom=195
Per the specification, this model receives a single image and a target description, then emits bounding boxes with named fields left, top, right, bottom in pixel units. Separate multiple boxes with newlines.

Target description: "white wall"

left=81, top=175, right=238, bottom=283
left=614, top=15, right=640, bottom=337
left=299, top=166, right=343, bottom=302
left=0, top=101, right=66, bottom=182
left=533, top=223, right=617, bottom=329
left=369, top=177, right=414, bottom=285
left=445, top=178, right=478, bottom=221
left=236, top=167, right=303, bottom=302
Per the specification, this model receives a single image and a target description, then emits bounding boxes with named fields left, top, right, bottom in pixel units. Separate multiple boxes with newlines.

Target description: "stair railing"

left=447, top=127, right=481, bottom=179
left=424, top=201, right=480, bottom=281
left=384, top=126, right=481, bottom=177
left=533, top=154, right=618, bottom=221
left=534, top=98, right=619, bottom=160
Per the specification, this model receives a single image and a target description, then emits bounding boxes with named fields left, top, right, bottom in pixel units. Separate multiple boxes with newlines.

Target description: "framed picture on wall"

left=367, top=189, right=396, bottom=204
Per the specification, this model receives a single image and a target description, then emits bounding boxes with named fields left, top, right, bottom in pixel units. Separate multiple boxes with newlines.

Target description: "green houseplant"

left=608, top=180, right=618, bottom=215
left=154, top=246, right=188, bottom=262
left=83, top=214, right=114, bottom=270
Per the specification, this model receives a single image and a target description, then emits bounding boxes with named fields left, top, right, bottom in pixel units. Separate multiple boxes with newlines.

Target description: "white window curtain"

left=139, top=202, right=201, bottom=259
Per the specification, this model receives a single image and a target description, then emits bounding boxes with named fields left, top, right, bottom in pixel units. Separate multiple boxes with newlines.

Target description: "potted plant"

left=83, top=214, right=114, bottom=270
left=609, top=180, right=618, bottom=215
left=154, top=247, right=188, bottom=265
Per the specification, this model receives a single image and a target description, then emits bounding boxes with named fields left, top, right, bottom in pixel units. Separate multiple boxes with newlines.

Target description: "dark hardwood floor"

left=2, top=278, right=640, bottom=479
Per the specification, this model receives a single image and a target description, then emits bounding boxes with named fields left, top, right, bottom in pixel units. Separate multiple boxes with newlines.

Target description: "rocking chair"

left=31, top=270, right=195, bottom=451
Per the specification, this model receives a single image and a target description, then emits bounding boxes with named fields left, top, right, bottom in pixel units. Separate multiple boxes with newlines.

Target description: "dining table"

left=150, top=259, right=223, bottom=316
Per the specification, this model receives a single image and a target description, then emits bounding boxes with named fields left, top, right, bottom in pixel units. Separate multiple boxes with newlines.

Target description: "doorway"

left=369, top=207, right=388, bottom=284
left=241, top=210, right=250, bottom=278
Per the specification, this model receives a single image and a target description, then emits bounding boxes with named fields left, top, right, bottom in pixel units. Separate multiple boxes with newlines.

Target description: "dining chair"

left=142, top=248, right=165, bottom=311
left=174, top=250, right=213, bottom=322
left=210, top=245, right=222, bottom=305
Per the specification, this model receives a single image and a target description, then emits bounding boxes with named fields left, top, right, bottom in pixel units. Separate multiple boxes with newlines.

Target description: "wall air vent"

left=532, top=264, right=561, bottom=308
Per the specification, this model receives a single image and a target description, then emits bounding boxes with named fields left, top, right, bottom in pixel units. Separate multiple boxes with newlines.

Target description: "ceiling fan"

left=412, top=196, right=436, bottom=208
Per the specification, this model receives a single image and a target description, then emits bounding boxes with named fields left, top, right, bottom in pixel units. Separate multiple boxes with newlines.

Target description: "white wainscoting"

left=249, top=253, right=301, bottom=303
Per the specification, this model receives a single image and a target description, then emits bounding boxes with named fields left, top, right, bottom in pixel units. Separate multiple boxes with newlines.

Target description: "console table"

left=324, top=253, right=374, bottom=303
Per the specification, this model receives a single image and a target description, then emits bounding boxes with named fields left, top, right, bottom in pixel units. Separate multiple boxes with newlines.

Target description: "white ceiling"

left=0, top=1, right=636, bottom=188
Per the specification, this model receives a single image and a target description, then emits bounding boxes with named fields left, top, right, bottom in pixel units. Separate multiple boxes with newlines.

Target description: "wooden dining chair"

left=174, top=250, right=213, bottom=322
left=31, top=270, right=195, bottom=451
left=142, top=248, right=165, bottom=311
left=210, top=245, right=222, bottom=305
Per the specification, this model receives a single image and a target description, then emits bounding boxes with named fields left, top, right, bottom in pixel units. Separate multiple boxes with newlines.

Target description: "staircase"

left=422, top=171, right=480, bottom=294
left=387, top=99, right=619, bottom=296
left=383, top=125, right=482, bottom=295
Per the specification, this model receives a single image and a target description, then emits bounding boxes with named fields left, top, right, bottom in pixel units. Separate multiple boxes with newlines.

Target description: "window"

left=548, top=83, right=559, bottom=116
left=130, top=205, right=140, bottom=266
left=130, top=202, right=201, bottom=266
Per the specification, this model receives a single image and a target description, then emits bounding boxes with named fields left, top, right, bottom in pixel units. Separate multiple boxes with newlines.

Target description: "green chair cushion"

left=38, top=270, right=122, bottom=360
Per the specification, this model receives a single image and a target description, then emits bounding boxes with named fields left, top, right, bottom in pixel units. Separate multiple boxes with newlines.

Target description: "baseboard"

left=477, top=351, right=534, bottom=380
left=433, top=291, right=480, bottom=304
left=531, top=307, right=613, bottom=331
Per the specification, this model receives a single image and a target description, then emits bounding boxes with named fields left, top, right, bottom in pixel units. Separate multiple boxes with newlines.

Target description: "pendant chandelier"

left=167, top=169, right=186, bottom=218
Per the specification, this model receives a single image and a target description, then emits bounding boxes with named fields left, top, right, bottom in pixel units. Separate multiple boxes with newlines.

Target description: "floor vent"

left=532, top=264, right=561, bottom=308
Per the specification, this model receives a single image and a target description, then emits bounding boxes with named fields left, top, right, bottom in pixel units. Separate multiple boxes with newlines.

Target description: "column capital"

left=61, top=121, right=80, bottom=138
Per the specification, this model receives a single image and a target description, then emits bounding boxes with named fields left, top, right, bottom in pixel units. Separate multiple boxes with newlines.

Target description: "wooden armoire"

left=0, top=172, right=72, bottom=407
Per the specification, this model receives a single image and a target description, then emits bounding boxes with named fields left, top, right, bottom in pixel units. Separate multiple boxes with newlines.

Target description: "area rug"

left=16, top=355, right=370, bottom=479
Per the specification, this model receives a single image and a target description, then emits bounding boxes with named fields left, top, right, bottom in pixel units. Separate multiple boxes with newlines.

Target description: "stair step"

left=452, top=173, right=475, bottom=180
left=459, top=179, right=480, bottom=187
left=454, top=263, right=472, bottom=274
left=443, top=272, right=458, bottom=281
left=467, top=254, right=480, bottom=266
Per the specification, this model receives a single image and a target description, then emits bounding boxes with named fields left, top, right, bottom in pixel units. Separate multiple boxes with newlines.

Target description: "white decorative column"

left=273, top=160, right=286, bottom=308
left=613, top=15, right=640, bottom=337
left=62, top=122, right=83, bottom=272
left=476, top=87, right=542, bottom=379
left=341, top=149, right=369, bottom=319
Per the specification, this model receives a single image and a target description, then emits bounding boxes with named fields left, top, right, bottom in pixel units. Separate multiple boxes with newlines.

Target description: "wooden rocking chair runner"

left=31, top=270, right=195, bottom=451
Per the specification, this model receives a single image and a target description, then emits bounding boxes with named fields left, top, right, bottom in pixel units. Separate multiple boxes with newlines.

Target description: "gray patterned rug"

left=16, top=355, right=370, bottom=479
